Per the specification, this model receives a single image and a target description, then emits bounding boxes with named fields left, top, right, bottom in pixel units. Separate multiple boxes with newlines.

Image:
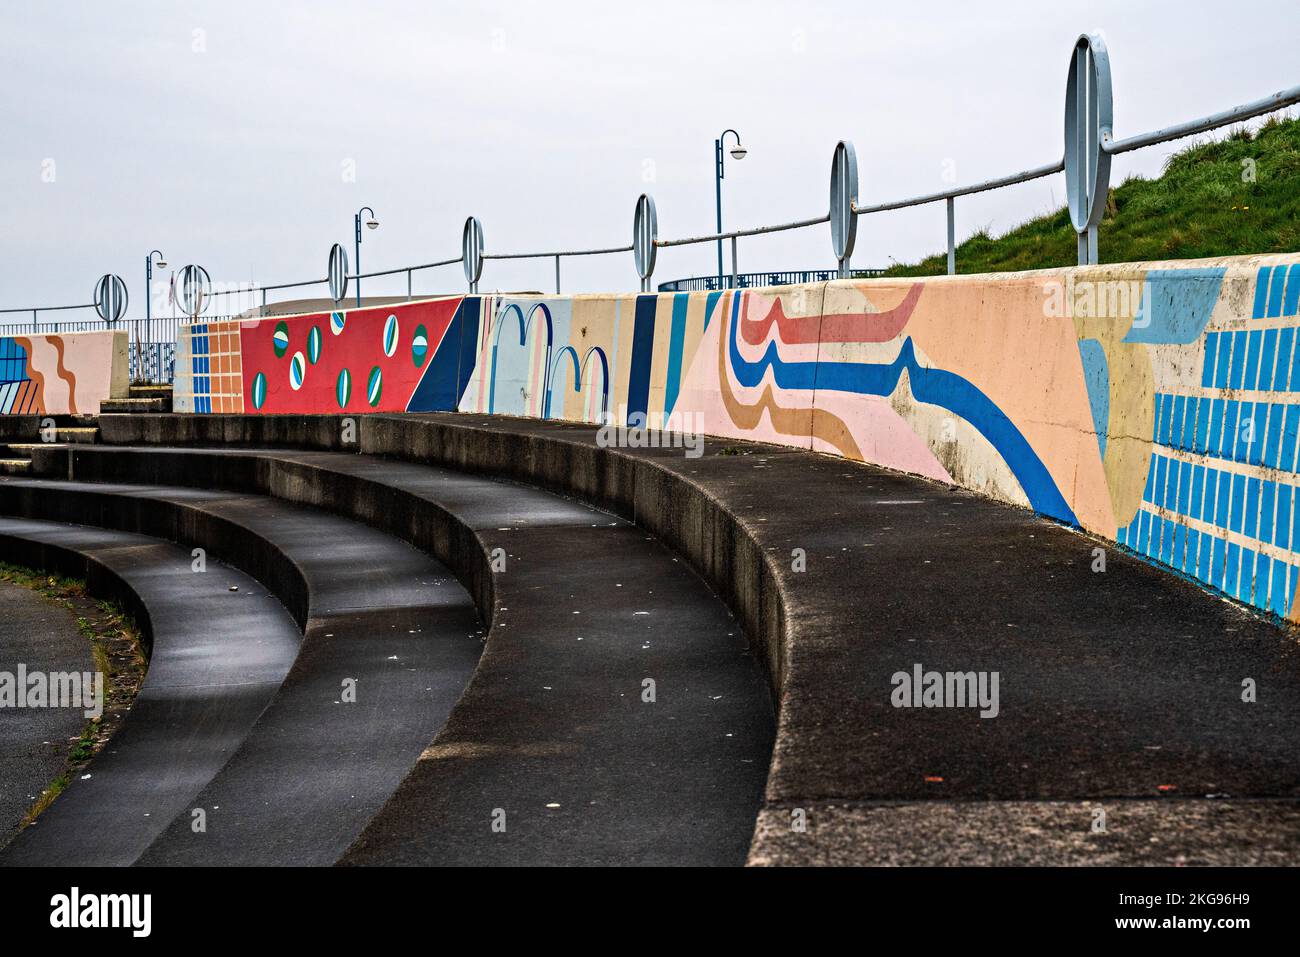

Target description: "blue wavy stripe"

left=727, top=292, right=1077, bottom=524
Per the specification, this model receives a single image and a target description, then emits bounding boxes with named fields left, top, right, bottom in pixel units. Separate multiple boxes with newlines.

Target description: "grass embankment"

left=0, top=563, right=145, bottom=827
left=883, top=113, right=1300, bottom=276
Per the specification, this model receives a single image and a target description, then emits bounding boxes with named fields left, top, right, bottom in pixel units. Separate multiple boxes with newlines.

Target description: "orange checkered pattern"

left=191, top=320, right=245, bottom=413
left=208, top=320, right=244, bottom=413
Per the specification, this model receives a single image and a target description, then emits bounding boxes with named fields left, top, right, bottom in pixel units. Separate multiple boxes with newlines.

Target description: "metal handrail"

left=0, top=302, right=95, bottom=315
left=837, top=87, right=1300, bottom=217
left=656, top=213, right=831, bottom=248
left=484, top=245, right=630, bottom=260
left=1104, top=84, right=1300, bottom=155
left=355, top=255, right=462, bottom=278
left=852, top=160, right=1066, bottom=215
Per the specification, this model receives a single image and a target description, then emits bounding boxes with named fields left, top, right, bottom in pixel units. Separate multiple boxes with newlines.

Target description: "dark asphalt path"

left=0, top=480, right=483, bottom=866
left=0, top=578, right=93, bottom=851
left=384, top=414, right=1300, bottom=864
left=21, top=445, right=776, bottom=866
left=0, top=518, right=300, bottom=866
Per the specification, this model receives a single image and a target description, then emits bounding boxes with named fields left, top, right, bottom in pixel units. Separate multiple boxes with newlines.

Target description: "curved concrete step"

left=0, top=480, right=483, bottom=866
left=0, top=518, right=300, bottom=866
left=90, top=412, right=1300, bottom=864
left=19, top=444, right=776, bottom=865
left=0, top=560, right=97, bottom=850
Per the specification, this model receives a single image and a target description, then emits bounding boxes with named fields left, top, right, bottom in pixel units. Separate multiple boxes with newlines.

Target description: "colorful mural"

left=172, top=255, right=1300, bottom=621
left=0, top=330, right=127, bottom=414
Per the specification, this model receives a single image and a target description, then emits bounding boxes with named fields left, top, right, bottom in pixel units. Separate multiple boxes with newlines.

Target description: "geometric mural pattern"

left=172, top=255, right=1300, bottom=623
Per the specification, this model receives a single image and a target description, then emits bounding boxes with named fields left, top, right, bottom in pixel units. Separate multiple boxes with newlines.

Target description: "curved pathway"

left=0, top=518, right=300, bottom=866
left=0, top=577, right=94, bottom=851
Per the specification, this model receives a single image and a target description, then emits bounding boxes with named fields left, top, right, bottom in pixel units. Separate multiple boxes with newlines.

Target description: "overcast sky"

left=2, top=0, right=1296, bottom=317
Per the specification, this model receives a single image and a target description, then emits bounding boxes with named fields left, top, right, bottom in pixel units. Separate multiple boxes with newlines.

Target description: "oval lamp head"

left=366, top=218, right=379, bottom=230
left=156, top=260, right=167, bottom=270
left=730, top=146, right=748, bottom=160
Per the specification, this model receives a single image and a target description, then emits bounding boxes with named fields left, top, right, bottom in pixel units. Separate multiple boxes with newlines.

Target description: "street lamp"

left=354, top=206, right=378, bottom=307
left=715, top=129, right=746, bottom=289
left=145, top=249, right=167, bottom=326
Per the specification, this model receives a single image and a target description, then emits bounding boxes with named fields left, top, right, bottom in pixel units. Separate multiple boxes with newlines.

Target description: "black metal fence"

left=0, top=315, right=183, bottom=385
left=657, top=268, right=887, bottom=293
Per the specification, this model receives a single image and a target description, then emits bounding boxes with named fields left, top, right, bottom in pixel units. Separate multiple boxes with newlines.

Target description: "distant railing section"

left=2, top=31, right=1297, bottom=390
left=658, top=268, right=887, bottom=293
left=0, top=312, right=183, bottom=385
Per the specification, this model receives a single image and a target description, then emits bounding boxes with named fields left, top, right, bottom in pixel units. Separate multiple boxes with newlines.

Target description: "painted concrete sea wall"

left=173, top=254, right=1300, bottom=621
left=0, top=329, right=128, bottom=414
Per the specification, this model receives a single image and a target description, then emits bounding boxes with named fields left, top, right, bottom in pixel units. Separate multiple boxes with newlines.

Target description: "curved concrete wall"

left=171, top=253, right=1300, bottom=621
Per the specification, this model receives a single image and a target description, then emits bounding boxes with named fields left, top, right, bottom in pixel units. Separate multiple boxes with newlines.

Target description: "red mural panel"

left=239, top=298, right=461, bottom=413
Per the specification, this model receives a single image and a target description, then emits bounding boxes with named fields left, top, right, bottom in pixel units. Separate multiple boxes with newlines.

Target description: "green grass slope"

left=883, top=113, right=1300, bottom=277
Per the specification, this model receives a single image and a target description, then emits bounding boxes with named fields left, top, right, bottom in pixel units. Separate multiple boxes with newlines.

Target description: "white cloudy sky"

left=1, top=0, right=1295, bottom=316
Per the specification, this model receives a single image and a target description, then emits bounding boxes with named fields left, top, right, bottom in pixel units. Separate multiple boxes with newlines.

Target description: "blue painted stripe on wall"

left=1245, top=330, right=1262, bottom=389
left=407, top=296, right=482, bottom=412
left=1285, top=264, right=1300, bottom=317
left=662, top=293, right=690, bottom=416
left=1229, top=333, right=1247, bottom=388
left=1214, top=332, right=1233, bottom=388
left=1261, top=328, right=1279, bottom=390
left=1268, top=266, right=1288, bottom=318
left=625, top=294, right=659, bottom=421
left=725, top=307, right=1078, bottom=524
left=1278, top=328, right=1296, bottom=390
left=1202, top=331, right=1218, bottom=387
left=1254, top=267, right=1273, bottom=318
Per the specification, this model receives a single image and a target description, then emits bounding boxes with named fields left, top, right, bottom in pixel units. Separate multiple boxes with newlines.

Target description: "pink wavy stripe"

left=740, top=283, right=923, bottom=345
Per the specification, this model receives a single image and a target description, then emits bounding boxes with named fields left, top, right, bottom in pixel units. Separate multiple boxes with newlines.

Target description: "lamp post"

left=145, top=249, right=167, bottom=327
left=354, top=206, right=378, bottom=307
left=714, top=129, right=747, bottom=289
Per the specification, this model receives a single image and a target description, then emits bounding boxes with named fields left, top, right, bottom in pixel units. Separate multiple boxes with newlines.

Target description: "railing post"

left=633, top=194, right=658, bottom=294
left=407, top=268, right=412, bottom=301
left=555, top=255, right=561, bottom=295
left=730, top=236, right=738, bottom=289
left=946, top=196, right=956, bottom=275
left=1064, top=34, right=1112, bottom=266
left=463, top=217, right=484, bottom=294
left=830, top=141, right=859, bottom=280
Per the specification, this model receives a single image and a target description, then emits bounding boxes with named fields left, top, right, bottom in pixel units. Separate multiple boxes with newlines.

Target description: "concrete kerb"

left=0, top=481, right=312, bottom=630
left=66, top=430, right=498, bottom=641
left=0, top=417, right=41, bottom=442
left=93, top=413, right=796, bottom=700
left=0, top=532, right=155, bottom=659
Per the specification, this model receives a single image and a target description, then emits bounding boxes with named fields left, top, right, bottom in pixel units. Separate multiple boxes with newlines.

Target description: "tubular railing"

left=3, top=31, right=1297, bottom=387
